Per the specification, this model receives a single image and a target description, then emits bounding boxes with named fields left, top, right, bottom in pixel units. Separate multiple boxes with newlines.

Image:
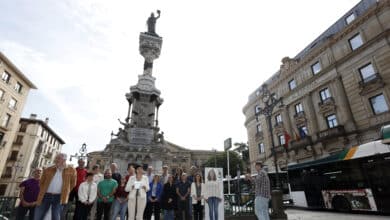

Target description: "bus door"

left=363, top=160, right=390, bottom=212
left=303, top=170, right=325, bottom=208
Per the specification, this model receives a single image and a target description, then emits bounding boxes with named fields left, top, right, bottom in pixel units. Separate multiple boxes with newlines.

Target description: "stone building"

left=0, top=114, right=65, bottom=196
left=88, top=14, right=214, bottom=175
left=0, top=52, right=37, bottom=179
left=243, top=0, right=390, bottom=172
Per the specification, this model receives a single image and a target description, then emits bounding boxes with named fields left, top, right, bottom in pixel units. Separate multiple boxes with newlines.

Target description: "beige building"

left=0, top=114, right=65, bottom=196
left=243, top=0, right=390, bottom=172
left=0, top=52, right=37, bottom=179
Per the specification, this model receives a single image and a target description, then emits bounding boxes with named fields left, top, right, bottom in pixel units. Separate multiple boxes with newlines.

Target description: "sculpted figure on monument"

left=147, top=10, right=161, bottom=36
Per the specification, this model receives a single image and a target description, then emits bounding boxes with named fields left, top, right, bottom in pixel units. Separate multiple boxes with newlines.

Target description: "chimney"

left=45, top=118, right=49, bottom=124
left=30, top=114, right=37, bottom=119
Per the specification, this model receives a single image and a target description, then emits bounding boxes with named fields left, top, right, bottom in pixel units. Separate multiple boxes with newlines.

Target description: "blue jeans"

left=163, top=209, right=174, bottom=220
left=34, top=193, right=63, bottom=220
left=255, top=196, right=270, bottom=220
left=111, top=198, right=128, bottom=220
left=207, top=197, right=219, bottom=220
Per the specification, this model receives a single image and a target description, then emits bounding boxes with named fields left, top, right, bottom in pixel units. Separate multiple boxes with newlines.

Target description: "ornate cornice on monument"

left=129, top=74, right=161, bottom=96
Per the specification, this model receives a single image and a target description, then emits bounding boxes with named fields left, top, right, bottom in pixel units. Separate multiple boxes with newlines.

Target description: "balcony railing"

left=318, top=97, right=335, bottom=107
left=317, top=125, right=345, bottom=141
left=359, top=73, right=382, bottom=87
left=289, top=136, right=312, bottom=151
left=293, top=111, right=305, bottom=119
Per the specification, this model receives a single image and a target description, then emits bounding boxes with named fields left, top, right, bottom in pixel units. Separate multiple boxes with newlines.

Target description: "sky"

left=0, top=0, right=361, bottom=160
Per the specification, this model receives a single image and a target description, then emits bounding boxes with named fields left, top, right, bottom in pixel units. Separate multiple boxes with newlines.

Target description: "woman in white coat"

left=191, top=173, right=205, bottom=220
left=125, top=164, right=150, bottom=220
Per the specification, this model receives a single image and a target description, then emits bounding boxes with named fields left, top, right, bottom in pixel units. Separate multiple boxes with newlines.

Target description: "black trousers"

left=76, top=203, right=93, bottom=220
left=96, top=202, right=112, bottom=220
left=177, top=199, right=190, bottom=220
left=68, top=189, right=80, bottom=220
left=145, top=201, right=161, bottom=220
left=193, top=201, right=204, bottom=220
left=15, top=205, right=35, bottom=220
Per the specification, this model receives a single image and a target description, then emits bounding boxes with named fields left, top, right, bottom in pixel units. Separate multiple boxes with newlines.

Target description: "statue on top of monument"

left=146, top=10, right=161, bottom=36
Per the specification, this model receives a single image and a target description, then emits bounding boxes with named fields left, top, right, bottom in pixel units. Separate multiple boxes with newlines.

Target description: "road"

left=286, top=208, right=389, bottom=220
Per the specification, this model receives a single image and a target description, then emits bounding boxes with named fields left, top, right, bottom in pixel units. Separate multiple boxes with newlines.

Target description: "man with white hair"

left=33, top=153, right=76, bottom=220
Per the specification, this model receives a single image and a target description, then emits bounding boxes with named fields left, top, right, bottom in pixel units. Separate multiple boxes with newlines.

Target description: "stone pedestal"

left=270, top=190, right=288, bottom=220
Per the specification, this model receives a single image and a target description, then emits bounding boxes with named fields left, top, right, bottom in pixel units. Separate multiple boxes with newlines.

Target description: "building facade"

left=0, top=52, right=37, bottom=179
left=0, top=114, right=65, bottom=196
left=88, top=15, right=216, bottom=176
left=243, top=0, right=390, bottom=172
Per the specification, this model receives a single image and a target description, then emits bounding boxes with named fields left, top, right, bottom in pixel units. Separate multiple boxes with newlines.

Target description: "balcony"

left=1, top=174, right=11, bottom=179
left=44, top=152, right=53, bottom=159
left=271, top=145, right=286, bottom=156
left=255, top=131, right=264, bottom=141
left=317, top=125, right=345, bottom=141
left=289, top=136, right=312, bottom=151
left=293, top=111, right=306, bottom=124
left=358, top=73, right=385, bottom=95
left=318, top=97, right=336, bottom=114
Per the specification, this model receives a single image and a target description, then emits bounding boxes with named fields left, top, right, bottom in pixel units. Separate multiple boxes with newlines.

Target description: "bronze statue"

left=147, top=10, right=161, bottom=36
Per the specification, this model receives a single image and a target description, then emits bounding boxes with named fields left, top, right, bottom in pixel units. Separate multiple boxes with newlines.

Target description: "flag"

left=298, top=127, right=307, bottom=138
left=284, top=131, right=291, bottom=149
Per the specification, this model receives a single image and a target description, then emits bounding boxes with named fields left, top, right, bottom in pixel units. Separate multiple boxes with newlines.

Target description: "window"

left=9, top=151, right=19, bottom=161
left=369, top=94, right=389, bottom=115
left=19, top=123, right=28, bottom=132
left=14, top=82, right=22, bottom=93
left=359, top=63, right=376, bottom=83
left=275, top=114, right=282, bottom=124
left=256, top=124, right=262, bottom=133
left=8, top=98, right=17, bottom=110
left=258, top=143, right=265, bottom=154
left=2, top=167, right=12, bottom=178
left=1, top=114, right=11, bottom=128
left=320, top=88, right=331, bottom=101
left=326, top=114, right=338, bottom=128
left=295, top=103, right=304, bottom=114
left=0, top=132, right=4, bottom=144
left=15, top=135, right=23, bottom=144
left=288, top=79, right=296, bottom=90
left=40, top=129, right=45, bottom=138
left=349, top=34, right=363, bottom=50
left=0, top=184, right=6, bottom=195
left=345, top=13, right=356, bottom=25
left=1, top=71, right=10, bottom=83
left=0, top=89, right=4, bottom=100
left=279, top=135, right=286, bottom=145
left=311, top=61, right=321, bottom=75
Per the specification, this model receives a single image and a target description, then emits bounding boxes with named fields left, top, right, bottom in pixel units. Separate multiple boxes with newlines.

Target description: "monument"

left=88, top=11, right=212, bottom=174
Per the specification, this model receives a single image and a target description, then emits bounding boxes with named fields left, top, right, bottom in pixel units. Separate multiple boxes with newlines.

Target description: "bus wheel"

left=331, top=196, right=351, bottom=212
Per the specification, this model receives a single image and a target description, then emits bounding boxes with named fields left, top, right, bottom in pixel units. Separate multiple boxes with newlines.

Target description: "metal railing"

left=224, top=193, right=256, bottom=218
left=0, top=196, right=17, bottom=219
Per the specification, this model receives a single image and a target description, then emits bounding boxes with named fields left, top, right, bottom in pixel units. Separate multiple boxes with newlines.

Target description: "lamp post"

left=70, top=143, right=88, bottom=162
left=212, top=148, right=217, bottom=167
left=9, top=154, right=24, bottom=196
left=255, top=84, right=287, bottom=219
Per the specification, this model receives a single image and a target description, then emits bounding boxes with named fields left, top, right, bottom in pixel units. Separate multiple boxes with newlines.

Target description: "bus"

left=287, top=138, right=390, bottom=213
left=223, top=171, right=292, bottom=205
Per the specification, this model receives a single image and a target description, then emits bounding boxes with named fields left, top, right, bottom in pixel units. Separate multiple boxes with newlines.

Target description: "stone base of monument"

left=270, top=190, right=288, bottom=220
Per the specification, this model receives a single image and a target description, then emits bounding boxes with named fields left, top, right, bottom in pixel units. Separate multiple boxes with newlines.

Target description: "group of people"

left=15, top=152, right=238, bottom=220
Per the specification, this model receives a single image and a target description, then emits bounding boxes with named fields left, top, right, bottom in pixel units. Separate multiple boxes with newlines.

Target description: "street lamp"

left=70, top=143, right=88, bottom=162
left=255, top=84, right=287, bottom=219
left=212, top=148, right=217, bottom=167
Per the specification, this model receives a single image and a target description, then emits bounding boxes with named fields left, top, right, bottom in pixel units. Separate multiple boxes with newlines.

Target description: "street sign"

left=224, top=138, right=232, bottom=151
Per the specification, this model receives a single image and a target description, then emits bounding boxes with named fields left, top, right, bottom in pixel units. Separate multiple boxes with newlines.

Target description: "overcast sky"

left=0, top=0, right=360, bottom=159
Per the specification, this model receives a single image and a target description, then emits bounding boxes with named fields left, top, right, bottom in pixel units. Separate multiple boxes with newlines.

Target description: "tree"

left=203, top=151, right=244, bottom=178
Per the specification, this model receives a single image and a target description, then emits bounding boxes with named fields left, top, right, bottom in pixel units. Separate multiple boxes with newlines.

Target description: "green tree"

left=203, top=151, right=244, bottom=178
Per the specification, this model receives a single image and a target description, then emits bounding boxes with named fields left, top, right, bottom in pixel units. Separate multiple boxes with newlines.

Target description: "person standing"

left=15, top=168, right=42, bottom=220
left=125, top=164, right=135, bottom=183
left=204, top=169, right=222, bottom=220
left=161, top=175, right=176, bottom=220
left=160, top=165, right=169, bottom=185
left=90, top=164, right=104, bottom=219
left=111, top=177, right=129, bottom=220
left=126, top=164, right=149, bottom=220
left=176, top=173, right=191, bottom=220
left=66, top=159, right=87, bottom=220
left=145, top=175, right=163, bottom=220
left=97, top=169, right=118, bottom=220
left=33, top=153, right=76, bottom=220
left=77, top=172, right=97, bottom=220
left=111, top=163, right=122, bottom=185
left=146, top=166, right=154, bottom=183
left=191, top=174, right=205, bottom=220
left=253, top=162, right=271, bottom=220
